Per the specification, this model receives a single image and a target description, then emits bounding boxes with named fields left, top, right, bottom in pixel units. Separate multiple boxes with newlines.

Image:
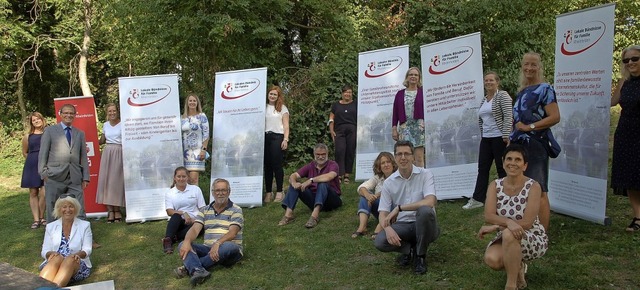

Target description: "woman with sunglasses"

left=611, top=45, right=640, bottom=232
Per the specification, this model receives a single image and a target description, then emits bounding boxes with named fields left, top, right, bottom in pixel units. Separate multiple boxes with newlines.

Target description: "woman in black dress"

left=21, top=112, right=47, bottom=229
left=611, top=45, right=640, bottom=231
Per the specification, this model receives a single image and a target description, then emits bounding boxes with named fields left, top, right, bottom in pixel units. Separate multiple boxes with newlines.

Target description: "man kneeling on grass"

left=174, top=178, right=243, bottom=287
left=374, top=140, right=440, bottom=275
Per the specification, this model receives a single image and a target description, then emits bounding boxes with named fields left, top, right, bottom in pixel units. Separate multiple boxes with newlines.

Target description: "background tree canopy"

left=1, top=0, right=638, bottom=168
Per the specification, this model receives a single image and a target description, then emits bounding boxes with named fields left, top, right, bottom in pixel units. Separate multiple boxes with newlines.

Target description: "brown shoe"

left=278, top=215, right=295, bottom=226
left=304, top=216, right=319, bottom=228
left=264, top=192, right=273, bottom=203
left=273, top=192, right=284, bottom=203
left=162, top=237, right=173, bottom=254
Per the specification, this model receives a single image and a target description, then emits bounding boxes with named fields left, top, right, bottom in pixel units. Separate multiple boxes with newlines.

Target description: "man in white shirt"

left=374, top=140, right=440, bottom=275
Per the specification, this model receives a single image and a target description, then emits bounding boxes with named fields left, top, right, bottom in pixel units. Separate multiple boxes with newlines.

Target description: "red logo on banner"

left=364, top=56, right=403, bottom=78
left=126, top=85, right=172, bottom=107
left=221, top=78, right=260, bottom=100
left=560, top=21, right=606, bottom=56
left=428, top=46, right=473, bottom=75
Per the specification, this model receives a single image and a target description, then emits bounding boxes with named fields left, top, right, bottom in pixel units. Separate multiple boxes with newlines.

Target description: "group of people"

left=19, top=44, right=640, bottom=288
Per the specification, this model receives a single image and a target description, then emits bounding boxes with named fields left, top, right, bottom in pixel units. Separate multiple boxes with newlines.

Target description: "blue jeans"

left=357, top=196, right=380, bottom=219
left=179, top=241, right=242, bottom=274
left=281, top=182, right=342, bottom=211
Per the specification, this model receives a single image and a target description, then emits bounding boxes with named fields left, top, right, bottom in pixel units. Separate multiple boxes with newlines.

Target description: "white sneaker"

left=462, top=198, right=484, bottom=210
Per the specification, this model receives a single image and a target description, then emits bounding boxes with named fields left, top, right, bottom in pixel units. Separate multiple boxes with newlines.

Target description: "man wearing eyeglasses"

left=277, top=143, right=342, bottom=228
left=38, top=104, right=90, bottom=223
left=175, top=178, right=244, bottom=287
left=374, top=140, right=440, bottom=275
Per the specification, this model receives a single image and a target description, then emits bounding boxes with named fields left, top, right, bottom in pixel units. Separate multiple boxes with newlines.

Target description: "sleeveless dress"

left=488, top=178, right=548, bottom=261
left=21, top=134, right=44, bottom=188
left=611, top=75, right=640, bottom=191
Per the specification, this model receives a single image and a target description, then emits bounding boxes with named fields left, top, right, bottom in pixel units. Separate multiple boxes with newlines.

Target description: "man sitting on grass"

left=277, top=143, right=342, bottom=228
left=374, top=140, right=440, bottom=275
left=174, top=178, right=243, bottom=287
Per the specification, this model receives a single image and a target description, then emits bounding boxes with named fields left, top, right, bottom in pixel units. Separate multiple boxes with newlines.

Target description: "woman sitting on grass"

left=477, top=144, right=548, bottom=290
left=351, top=152, right=397, bottom=239
left=39, top=196, right=93, bottom=287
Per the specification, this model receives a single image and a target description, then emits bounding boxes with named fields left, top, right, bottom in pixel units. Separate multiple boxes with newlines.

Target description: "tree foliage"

left=1, top=0, right=638, bottom=167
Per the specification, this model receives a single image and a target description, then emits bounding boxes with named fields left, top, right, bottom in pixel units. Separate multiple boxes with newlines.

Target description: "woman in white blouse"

left=162, top=166, right=206, bottom=254
left=96, top=103, right=126, bottom=222
left=40, top=197, right=93, bottom=287
left=263, top=85, right=290, bottom=203
left=352, top=152, right=397, bottom=239
left=463, top=72, right=513, bottom=210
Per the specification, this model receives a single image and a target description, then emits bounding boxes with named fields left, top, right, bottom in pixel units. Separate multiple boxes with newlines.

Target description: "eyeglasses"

left=213, top=189, right=229, bottom=193
left=622, top=56, right=640, bottom=64
left=395, top=152, right=413, bottom=158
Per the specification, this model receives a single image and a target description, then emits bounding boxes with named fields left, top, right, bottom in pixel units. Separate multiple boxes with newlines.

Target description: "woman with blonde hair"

left=181, top=94, right=210, bottom=185
left=464, top=72, right=513, bottom=210
left=21, top=112, right=47, bottom=229
left=508, top=52, right=560, bottom=231
left=611, top=45, right=640, bottom=231
left=40, top=196, right=93, bottom=287
left=392, top=67, right=426, bottom=167
left=96, top=103, right=126, bottom=222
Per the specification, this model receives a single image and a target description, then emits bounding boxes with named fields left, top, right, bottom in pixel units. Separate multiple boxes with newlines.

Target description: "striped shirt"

left=477, top=90, right=513, bottom=139
left=195, top=201, right=244, bottom=252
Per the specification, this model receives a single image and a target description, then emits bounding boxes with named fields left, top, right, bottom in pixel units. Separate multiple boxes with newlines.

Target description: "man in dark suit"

left=38, top=104, right=90, bottom=223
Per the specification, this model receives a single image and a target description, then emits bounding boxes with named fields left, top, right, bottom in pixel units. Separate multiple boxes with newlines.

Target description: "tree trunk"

left=78, top=0, right=92, bottom=96
left=16, top=56, right=27, bottom=123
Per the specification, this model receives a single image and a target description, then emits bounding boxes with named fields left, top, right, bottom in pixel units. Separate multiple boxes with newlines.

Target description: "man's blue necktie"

left=65, top=127, right=71, bottom=145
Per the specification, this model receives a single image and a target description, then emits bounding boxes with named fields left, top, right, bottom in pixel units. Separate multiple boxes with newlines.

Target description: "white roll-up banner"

left=420, top=32, right=484, bottom=200
left=118, top=74, right=183, bottom=222
left=550, top=3, right=615, bottom=225
left=211, top=68, right=267, bottom=207
left=355, top=45, right=409, bottom=180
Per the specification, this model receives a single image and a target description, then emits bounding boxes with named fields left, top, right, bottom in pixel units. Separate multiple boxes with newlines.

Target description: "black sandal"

left=107, top=211, right=115, bottom=223
left=114, top=211, right=123, bottom=223
left=626, top=217, right=640, bottom=232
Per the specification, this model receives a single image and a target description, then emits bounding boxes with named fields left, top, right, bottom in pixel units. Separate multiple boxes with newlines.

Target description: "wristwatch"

left=529, top=123, right=536, bottom=130
left=309, top=178, right=314, bottom=183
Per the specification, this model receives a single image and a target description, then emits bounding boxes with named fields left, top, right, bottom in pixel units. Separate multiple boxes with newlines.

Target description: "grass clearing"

left=0, top=108, right=638, bottom=289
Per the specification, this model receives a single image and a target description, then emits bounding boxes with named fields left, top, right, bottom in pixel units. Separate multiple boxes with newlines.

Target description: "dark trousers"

left=45, top=177, right=85, bottom=223
left=374, top=206, right=440, bottom=256
left=334, top=123, right=356, bottom=176
left=165, top=213, right=193, bottom=241
left=264, top=132, right=285, bottom=192
left=472, top=137, right=507, bottom=203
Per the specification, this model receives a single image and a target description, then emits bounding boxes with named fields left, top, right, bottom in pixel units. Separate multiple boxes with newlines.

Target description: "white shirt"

left=103, top=122, right=122, bottom=144
left=478, top=99, right=501, bottom=138
left=165, top=184, right=206, bottom=218
left=265, top=104, right=289, bottom=134
left=357, top=175, right=387, bottom=195
left=379, top=165, right=436, bottom=222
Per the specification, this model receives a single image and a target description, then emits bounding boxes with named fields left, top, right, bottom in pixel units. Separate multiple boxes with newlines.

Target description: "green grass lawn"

left=0, top=108, right=638, bottom=289
left=1, top=173, right=639, bottom=289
